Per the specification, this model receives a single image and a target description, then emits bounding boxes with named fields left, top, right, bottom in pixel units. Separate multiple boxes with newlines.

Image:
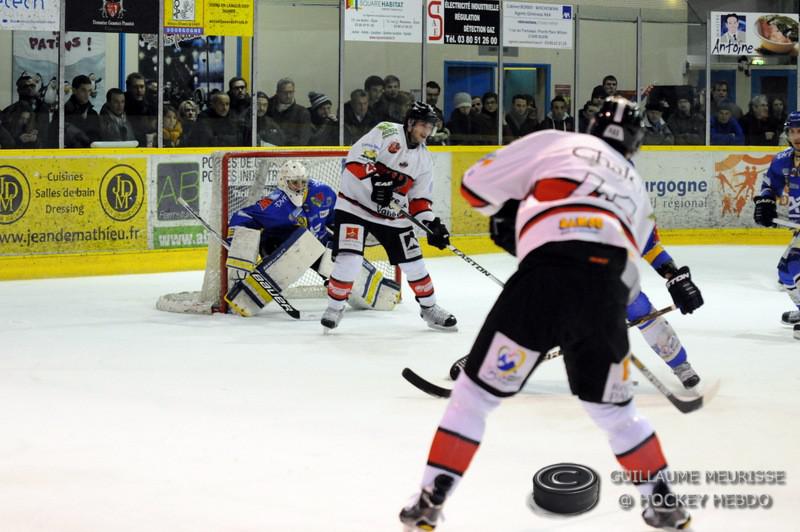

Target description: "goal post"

left=156, top=149, right=401, bottom=314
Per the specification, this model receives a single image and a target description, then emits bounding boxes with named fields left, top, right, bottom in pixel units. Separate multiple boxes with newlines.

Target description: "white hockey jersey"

left=461, top=129, right=655, bottom=260
left=337, top=122, right=436, bottom=227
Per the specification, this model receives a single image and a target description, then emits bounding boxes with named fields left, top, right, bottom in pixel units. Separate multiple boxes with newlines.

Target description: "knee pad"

left=581, top=400, right=654, bottom=456
left=330, top=252, right=363, bottom=282
left=438, top=374, right=503, bottom=441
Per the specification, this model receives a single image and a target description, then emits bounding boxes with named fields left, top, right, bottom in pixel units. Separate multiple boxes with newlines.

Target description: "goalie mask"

left=277, top=160, right=309, bottom=207
left=588, top=96, right=644, bottom=159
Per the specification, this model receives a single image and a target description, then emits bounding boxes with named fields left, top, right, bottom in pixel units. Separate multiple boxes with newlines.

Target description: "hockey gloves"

left=370, top=172, right=395, bottom=207
left=665, top=266, right=704, bottom=315
left=424, top=217, right=451, bottom=249
left=490, top=199, right=520, bottom=256
left=753, top=195, right=777, bottom=227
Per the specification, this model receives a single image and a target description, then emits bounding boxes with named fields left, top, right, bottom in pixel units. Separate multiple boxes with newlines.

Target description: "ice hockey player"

left=400, top=97, right=693, bottom=531
left=224, top=160, right=398, bottom=316
left=753, top=110, right=800, bottom=340
left=320, top=101, right=456, bottom=332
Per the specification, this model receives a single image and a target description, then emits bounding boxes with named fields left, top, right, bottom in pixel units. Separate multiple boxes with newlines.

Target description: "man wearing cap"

left=447, top=92, right=493, bottom=145
left=667, top=94, right=705, bottom=145
left=642, top=101, right=675, bottom=145
left=308, top=91, right=339, bottom=146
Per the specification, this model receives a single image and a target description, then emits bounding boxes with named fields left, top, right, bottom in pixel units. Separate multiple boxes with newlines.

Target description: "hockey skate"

left=320, top=306, right=344, bottom=333
left=672, top=361, right=700, bottom=389
left=642, top=502, right=692, bottom=531
left=420, top=305, right=458, bottom=332
left=781, top=310, right=800, bottom=326
left=399, top=475, right=453, bottom=531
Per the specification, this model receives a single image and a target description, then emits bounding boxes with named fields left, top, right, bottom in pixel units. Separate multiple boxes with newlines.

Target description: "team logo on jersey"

left=477, top=331, right=538, bottom=393
left=99, top=164, right=144, bottom=221
left=362, top=149, right=378, bottom=162
left=258, top=197, right=273, bottom=210
left=388, top=142, right=401, bottom=154
left=400, top=229, right=422, bottom=259
left=559, top=216, right=604, bottom=230
left=0, top=166, right=31, bottom=225
left=310, top=192, right=324, bottom=207
left=346, top=226, right=360, bottom=240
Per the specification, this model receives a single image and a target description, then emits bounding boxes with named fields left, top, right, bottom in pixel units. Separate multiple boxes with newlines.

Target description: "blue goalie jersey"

left=761, top=147, right=800, bottom=222
left=228, top=180, right=337, bottom=244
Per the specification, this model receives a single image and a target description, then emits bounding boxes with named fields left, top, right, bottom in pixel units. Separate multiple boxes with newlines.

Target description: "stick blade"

left=401, top=368, right=451, bottom=398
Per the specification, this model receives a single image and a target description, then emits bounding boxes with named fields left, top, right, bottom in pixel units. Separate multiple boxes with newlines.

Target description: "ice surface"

left=1, top=245, right=798, bottom=531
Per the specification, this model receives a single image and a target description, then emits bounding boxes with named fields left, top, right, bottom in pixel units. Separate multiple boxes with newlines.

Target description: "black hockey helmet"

left=405, top=101, right=438, bottom=127
left=588, top=96, right=645, bottom=157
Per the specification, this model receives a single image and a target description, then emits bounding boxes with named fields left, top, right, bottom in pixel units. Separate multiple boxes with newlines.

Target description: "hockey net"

left=156, top=149, right=400, bottom=314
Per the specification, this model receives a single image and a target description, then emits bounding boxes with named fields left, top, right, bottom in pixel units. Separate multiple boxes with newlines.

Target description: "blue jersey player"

left=631, top=227, right=704, bottom=388
left=753, top=111, right=800, bottom=340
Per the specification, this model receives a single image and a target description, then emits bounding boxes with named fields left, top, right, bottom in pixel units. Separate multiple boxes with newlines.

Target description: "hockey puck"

left=532, top=463, right=600, bottom=515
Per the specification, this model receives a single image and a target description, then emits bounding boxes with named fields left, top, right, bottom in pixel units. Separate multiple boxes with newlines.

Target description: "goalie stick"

left=176, top=197, right=301, bottom=320
left=391, top=200, right=506, bottom=288
left=772, top=217, right=800, bottom=231
left=400, top=304, right=718, bottom=414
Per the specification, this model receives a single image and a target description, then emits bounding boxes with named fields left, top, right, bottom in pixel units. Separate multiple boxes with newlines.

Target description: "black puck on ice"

left=532, top=463, right=600, bottom=515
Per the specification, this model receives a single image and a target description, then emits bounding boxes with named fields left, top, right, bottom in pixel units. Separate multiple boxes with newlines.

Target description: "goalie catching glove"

left=660, top=263, right=704, bottom=315
left=423, top=217, right=450, bottom=249
left=753, top=195, right=777, bottom=227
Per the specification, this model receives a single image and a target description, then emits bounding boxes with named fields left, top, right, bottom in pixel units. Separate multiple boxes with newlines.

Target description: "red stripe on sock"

left=409, top=275, right=434, bottom=298
left=426, top=428, right=480, bottom=476
left=327, top=277, right=353, bottom=301
left=616, top=433, right=668, bottom=482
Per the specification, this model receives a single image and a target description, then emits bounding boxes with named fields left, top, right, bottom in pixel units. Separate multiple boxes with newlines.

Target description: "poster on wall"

left=138, top=35, right=225, bottom=107
left=710, top=12, right=798, bottom=56
left=164, top=0, right=254, bottom=36
left=426, top=0, right=499, bottom=46
left=64, top=0, right=159, bottom=34
left=344, top=0, right=423, bottom=43
left=12, top=32, right=107, bottom=108
left=503, top=2, right=573, bottom=49
left=0, top=0, right=60, bottom=31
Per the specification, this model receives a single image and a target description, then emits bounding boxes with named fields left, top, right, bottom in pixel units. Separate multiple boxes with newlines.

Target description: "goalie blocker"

left=225, top=227, right=400, bottom=317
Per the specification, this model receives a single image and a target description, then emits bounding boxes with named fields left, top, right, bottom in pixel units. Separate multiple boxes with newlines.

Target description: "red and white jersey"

left=461, top=129, right=655, bottom=260
left=337, top=122, right=435, bottom=227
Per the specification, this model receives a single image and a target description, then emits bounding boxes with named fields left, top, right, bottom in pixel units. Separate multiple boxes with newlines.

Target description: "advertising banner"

left=64, top=0, right=159, bottom=34
left=0, top=0, right=60, bottom=31
left=435, top=0, right=499, bottom=46
left=344, top=0, right=423, bottom=43
left=165, top=0, right=205, bottom=35
left=12, top=32, right=107, bottom=108
left=206, top=0, right=254, bottom=36
left=503, top=2, right=573, bottom=49
left=710, top=12, right=798, bottom=56
left=0, top=157, right=149, bottom=255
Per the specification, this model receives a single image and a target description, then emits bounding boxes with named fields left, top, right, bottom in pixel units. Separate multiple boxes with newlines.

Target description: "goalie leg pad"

left=314, top=245, right=334, bottom=279
left=348, top=259, right=401, bottom=311
left=226, top=226, right=261, bottom=274
left=225, top=280, right=271, bottom=317
left=259, top=227, right=326, bottom=290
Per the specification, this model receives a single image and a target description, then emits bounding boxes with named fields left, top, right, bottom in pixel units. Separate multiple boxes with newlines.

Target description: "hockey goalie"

left=224, top=159, right=401, bottom=316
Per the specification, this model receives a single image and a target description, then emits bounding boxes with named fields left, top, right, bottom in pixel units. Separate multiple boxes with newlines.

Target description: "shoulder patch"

left=377, top=122, right=399, bottom=138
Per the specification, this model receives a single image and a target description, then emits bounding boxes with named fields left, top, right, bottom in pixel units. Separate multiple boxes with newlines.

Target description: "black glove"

left=490, top=200, right=520, bottom=256
left=665, top=266, right=704, bottom=315
left=424, top=217, right=450, bottom=249
left=370, top=172, right=394, bottom=207
left=753, top=195, right=777, bottom=227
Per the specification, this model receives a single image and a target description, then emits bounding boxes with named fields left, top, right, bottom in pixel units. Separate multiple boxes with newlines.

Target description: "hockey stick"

left=391, top=200, right=506, bottom=288
left=177, top=197, right=301, bottom=320
left=402, top=304, right=678, bottom=400
left=629, top=354, right=720, bottom=414
left=772, top=217, right=800, bottom=231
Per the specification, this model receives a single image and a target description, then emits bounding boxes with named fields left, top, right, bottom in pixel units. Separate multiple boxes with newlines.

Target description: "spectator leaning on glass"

left=267, top=78, right=312, bottom=146
left=741, top=94, right=781, bottom=146
left=667, top=94, right=704, bottom=145
left=711, top=102, right=744, bottom=145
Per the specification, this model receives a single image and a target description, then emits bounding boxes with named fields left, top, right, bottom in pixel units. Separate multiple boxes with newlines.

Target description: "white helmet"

left=276, top=160, right=308, bottom=207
